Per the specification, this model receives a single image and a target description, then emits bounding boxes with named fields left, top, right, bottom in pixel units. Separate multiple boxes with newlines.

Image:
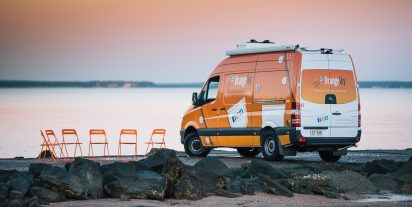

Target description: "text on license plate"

left=309, top=130, right=323, bottom=136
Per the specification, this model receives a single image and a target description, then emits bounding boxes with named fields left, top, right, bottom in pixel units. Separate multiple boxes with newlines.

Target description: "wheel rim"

left=189, top=137, right=203, bottom=154
left=264, top=137, right=275, bottom=156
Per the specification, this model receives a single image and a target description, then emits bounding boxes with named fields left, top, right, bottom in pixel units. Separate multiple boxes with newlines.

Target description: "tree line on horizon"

left=0, top=80, right=411, bottom=88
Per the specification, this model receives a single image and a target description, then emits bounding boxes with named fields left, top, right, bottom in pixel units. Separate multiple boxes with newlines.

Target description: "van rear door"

left=328, top=54, right=358, bottom=137
left=300, top=53, right=332, bottom=138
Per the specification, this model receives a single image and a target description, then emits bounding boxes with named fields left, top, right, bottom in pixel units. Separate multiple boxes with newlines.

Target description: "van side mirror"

left=192, top=92, right=199, bottom=106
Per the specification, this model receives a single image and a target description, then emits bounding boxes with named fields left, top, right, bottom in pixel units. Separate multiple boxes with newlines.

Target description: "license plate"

left=309, top=130, right=323, bottom=136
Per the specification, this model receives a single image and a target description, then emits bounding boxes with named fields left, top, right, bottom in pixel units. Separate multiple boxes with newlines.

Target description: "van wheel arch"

left=184, top=126, right=198, bottom=140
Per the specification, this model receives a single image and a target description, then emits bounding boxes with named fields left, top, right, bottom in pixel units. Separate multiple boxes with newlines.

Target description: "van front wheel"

left=319, top=151, right=341, bottom=162
left=184, top=132, right=211, bottom=157
left=261, top=130, right=284, bottom=161
left=236, top=147, right=260, bottom=158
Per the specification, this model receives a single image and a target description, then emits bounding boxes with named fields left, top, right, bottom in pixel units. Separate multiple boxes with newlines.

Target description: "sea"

left=0, top=88, right=411, bottom=158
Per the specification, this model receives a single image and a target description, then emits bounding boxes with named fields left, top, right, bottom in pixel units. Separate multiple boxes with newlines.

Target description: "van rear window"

left=301, top=69, right=357, bottom=104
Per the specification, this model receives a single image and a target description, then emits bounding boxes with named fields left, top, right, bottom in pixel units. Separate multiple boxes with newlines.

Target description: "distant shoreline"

left=0, top=80, right=412, bottom=88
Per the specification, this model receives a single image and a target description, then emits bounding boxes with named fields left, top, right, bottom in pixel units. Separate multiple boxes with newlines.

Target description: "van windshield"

left=301, top=69, right=357, bottom=104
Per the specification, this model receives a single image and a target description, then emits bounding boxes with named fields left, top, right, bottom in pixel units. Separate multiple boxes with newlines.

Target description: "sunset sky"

left=0, top=0, right=411, bottom=83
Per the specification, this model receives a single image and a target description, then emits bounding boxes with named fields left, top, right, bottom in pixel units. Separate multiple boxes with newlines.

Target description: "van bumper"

left=278, top=128, right=361, bottom=150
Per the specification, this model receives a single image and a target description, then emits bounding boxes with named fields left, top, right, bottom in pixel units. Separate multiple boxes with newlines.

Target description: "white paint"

left=262, top=104, right=285, bottom=128
left=227, top=97, right=248, bottom=128
left=278, top=55, right=284, bottom=63
left=198, top=116, right=204, bottom=124
left=281, top=76, right=288, bottom=85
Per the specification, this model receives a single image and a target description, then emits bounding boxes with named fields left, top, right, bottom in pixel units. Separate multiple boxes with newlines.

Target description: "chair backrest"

left=119, top=129, right=137, bottom=142
left=45, top=129, right=60, bottom=144
left=62, top=129, right=79, bottom=142
left=40, top=130, right=56, bottom=159
left=40, top=130, right=49, bottom=144
left=150, top=128, right=166, bottom=141
left=89, top=129, right=107, bottom=142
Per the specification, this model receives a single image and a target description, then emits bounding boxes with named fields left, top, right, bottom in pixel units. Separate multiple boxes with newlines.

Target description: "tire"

left=236, top=147, right=260, bottom=158
left=261, top=130, right=284, bottom=161
left=184, top=132, right=211, bottom=157
left=319, top=151, right=341, bottom=162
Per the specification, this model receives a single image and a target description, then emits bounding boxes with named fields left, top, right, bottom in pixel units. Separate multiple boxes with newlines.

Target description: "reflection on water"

left=0, top=88, right=411, bottom=158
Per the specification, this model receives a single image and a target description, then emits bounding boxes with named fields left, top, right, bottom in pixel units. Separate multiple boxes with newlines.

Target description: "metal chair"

left=88, top=129, right=110, bottom=160
left=38, top=130, right=58, bottom=161
left=144, top=129, right=166, bottom=158
left=44, top=129, right=65, bottom=159
left=117, top=129, right=138, bottom=160
left=61, top=129, right=83, bottom=159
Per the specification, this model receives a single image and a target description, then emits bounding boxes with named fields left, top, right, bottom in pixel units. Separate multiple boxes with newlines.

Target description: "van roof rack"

left=226, top=40, right=299, bottom=56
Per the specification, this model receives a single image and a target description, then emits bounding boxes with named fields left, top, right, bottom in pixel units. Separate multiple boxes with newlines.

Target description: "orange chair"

left=61, top=129, right=83, bottom=159
left=145, top=129, right=166, bottom=157
left=88, top=129, right=110, bottom=160
left=38, top=130, right=58, bottom=161
left=44, top=130, right=65, bottom=159
left=117, top=129, right=138, bottom=160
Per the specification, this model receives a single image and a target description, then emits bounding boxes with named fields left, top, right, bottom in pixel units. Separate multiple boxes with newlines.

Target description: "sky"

left=0, top=0, right=411, bottom=83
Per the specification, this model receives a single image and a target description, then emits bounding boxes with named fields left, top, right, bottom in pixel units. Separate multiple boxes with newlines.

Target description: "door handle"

left=220, top=107, right=226, bottom=110
left=211, top=108, right=217, bottom=111
left=332, top=112, right=341, bottom=115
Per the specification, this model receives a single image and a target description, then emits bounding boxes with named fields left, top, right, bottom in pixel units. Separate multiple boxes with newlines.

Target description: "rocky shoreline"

left=0, top=149, right=411, bottom=207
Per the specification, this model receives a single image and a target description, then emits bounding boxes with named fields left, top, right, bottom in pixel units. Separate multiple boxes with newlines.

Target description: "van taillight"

left=291, top=102, right=301, bottom=127
left=358, top=103, right=361, bottom=127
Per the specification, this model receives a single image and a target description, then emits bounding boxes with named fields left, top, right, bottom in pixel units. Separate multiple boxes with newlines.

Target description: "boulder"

left=239, top=177, right=266, bottom=195
left=0, top=182, right=8, bottom=200
left=101, top=162, right=137, bottom=184
left=393, top=162, right=412, bottom=184
left=368, top=174, right=400, bottom=193
left=28, top=163, right=51, bottom=178
left=324, top=170, right=378, bottom=193
left=194, top=157, right=232, bottom=177
left=283, top=173, right=337, bottom=195
left=0, top=170, right=20, bottom=183
left=243, top=159, right=286, bottom=180
left=226, top=180, right=242, bottom=194
left=160, top=158, right=184, bottom=198
left=37, top=150, right=53, bottom=159
left=8, top=199, right=23, bottom=207
left=68, top=158, right=103, bottom=199
left=173, top=166, right=222, bottom=200
left=365, top=159, right=401, bottom=175
left=139, top=149, right=179, bottom=173
left=214, top=189, right=241, bottom=198
left=104, top=170, right=166, bottom=200
left=29, top=186, right=66, bottom=202
left=8, top=174, right=32, bottom=199
left=39, top=166, right=87, bottom=199
left=257, top=173, right=293, bottom=197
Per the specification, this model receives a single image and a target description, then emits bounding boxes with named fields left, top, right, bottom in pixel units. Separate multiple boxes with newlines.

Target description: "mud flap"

left=278, top=140, right=297, bottom=156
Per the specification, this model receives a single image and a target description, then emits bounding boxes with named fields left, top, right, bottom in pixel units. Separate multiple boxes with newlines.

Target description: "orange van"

left=180, top=40, right=361, bottom=162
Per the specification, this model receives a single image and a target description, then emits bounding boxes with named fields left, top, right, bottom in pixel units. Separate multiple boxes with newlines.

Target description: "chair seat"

left=90, top=142, right=108, bottom=144
left=40, top=143, right=61, bottom=146
left=62, top=142, right=82, bottom=144
left=120, top=142, right=136, bottom=144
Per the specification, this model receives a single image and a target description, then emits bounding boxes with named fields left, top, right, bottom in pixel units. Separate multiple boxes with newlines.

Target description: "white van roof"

left=225, top=40, right=347, bottom=56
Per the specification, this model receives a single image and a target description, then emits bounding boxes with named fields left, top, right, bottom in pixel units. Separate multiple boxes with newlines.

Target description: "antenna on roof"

left=247, top=39, right=274, bottom=44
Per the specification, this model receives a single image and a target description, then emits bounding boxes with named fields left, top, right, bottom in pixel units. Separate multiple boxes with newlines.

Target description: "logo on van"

left=227, top=97, right=248, bottom=128
left=313, top=76, right=346, bottom=87
left=230, top=75, right=252, bottom=87
left=317, top=115, right=329, bottom=123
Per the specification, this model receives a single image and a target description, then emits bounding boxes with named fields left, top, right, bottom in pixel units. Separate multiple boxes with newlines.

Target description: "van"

left=180, top=40, right=361, bottom=162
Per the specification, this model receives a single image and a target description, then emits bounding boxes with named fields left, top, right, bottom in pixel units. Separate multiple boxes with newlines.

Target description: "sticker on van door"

left=227, top=97, right=248, bottom=128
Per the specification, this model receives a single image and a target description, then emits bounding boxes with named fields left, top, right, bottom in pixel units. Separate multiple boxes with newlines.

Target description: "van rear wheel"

left=261, top=130, right=284, bottom=161
left=184, top=132, right=211, bottom=157
left=319, top=151, right=341, bottom=162
left=236, top=147, right=260, bottom=158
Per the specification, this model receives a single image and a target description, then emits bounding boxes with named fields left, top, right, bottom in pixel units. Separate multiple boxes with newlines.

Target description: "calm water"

left=0, top=88, right=411, bottom=158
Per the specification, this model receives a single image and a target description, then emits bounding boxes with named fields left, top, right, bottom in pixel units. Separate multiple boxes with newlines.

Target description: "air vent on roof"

left=226, top=40, right=299, bottom=56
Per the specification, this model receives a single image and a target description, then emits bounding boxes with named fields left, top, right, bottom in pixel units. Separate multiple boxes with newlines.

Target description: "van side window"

left=199, top=76, right=220, bottom=104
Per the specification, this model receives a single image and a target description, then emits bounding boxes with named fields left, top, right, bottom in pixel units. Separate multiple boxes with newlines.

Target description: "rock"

left=69, top=158, right=103, bottom=199
left=243, top=159, right=286, bottom=180
left=0, top=182, right=8, bottom=199
left=283, top=173, right=338, bottom=196
left=104, top=170, right=166, bottom=200
left=29, top=163, right=51, bottom=178
left=231, top=168, right=245, bottom=180
left=64, top=163, right=71, bottom=171
left=0, top=200, right=8, bottom=207
left=194, top=157, right=232, bottom=177
left=29, top=186, right=66, bottom=202
left=0, top=170, right=20, bottom=183
left=159, top=158, right=184, bottom=198
left=226, top=180, right=241, bottom=194
left=101, top=162, right=137, bottom=184
left=312, top=187, right=341, bottom=199
left=324, top=170, right=378, bottom=194
left=8, top=174, right=32, bottom=199
left=128, top=161, right=150, bottom=171
left=240, top=177, right=266, bottom=195
left=119, top=194, right=130, bottom=201
left=8, top=199, right=23, bottom=207
left=368, top=174, right=400, bottom=193
left=139, top=149, right=179, bottom=173
left=37, top=150, right=53, bottom=159
left=366, top=159, right=401, bottom=175
left=25, top=196, right=41, bottom=207
left=173, top=166, right=222, bottom=200
left=393, top=162, right=412, bottom=184
left=39, top=166, right=87, bottom=199
left=257, top=173, right=293, bottom=197
left=214, top=189, right=241, bottom=198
